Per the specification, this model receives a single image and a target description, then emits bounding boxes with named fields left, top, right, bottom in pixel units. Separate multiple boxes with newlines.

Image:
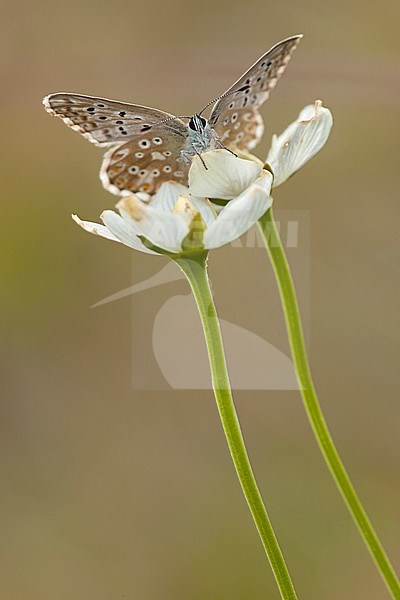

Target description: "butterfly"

left=43, top=35, right=302, bottom=197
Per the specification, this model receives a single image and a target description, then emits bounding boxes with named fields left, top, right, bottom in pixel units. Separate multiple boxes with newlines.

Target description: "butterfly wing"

left=43, top=93, right=188, bottom=147
left=101, top=127, right=189, bottom=195
left=44, top=93, right=190, bottom=195
left=209, top=35, right=302, bottom=151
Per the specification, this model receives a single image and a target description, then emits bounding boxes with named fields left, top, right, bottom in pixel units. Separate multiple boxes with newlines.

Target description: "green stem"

left=174, top=252, right=298, bottom=600
left=258, top=208, right=400, bottom=599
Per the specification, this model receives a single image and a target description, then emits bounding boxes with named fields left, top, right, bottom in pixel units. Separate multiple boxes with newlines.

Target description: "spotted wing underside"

left=43, top=93, right=188, bottom=147
left=101, top=128, right=189, bottom=195
left=209, top=35, right=302, bottom=151
left=43, top=93, right=190, bottom=195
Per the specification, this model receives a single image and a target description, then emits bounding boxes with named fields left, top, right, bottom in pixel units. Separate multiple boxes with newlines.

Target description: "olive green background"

left=1, top=0, right=399, bottom=598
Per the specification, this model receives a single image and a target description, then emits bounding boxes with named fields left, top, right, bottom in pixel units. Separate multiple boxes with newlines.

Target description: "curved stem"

left=174, top=252, right=298, bottom=600
left=258, top=208, right=400, bottom=599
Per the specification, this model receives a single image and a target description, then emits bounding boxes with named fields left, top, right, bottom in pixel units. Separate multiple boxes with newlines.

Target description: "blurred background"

left=1, top=0, right=399, bottom=598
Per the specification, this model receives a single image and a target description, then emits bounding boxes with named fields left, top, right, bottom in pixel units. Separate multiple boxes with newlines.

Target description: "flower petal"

left=266, top=100, right=333, bottom=187
left=151, top=181, right=189, bottom=212
left=254, top=170, right=274, bottom=194
left=150, top=181, right=215, bottom=226
left=117, top=196, right=189, bottom=253
left=99, top=210, right=158, bottom=254
left=72, top=214, right=121, bottom=242
left=188, top=149, right=262, bottom=200
left=189, top=196, right=216, bottom=226
left=204, top=179, right=272, bottom=249
left=173, top=195, right=198, bottom=224
left=73, top=213, right=154, bottom=253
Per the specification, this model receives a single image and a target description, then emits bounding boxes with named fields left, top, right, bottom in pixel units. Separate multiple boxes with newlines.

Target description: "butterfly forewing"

left=209, top=35, right=302, bottom=151
left=101, top=128, right=189, bottom=196
left=43, top=93, right=188, bottom=147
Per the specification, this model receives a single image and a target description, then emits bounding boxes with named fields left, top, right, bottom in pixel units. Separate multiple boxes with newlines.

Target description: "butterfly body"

left=43, top=35, right=302, bottom=196
left=182, top=113, right=221, bottom=163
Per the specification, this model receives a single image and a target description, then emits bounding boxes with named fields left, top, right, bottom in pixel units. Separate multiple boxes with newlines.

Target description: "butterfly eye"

left=189, top=115, right=206, bottom=131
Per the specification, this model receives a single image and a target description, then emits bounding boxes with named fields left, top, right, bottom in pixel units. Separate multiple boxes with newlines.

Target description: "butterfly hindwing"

left=101, top=128, right=189, bottom=196
left=211, top=107, right=264, bottom=151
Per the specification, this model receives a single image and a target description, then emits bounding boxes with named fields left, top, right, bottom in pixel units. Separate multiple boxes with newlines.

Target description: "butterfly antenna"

left=140, top=85, right=250, bottom=131
left=199, top=84, right=251, bottom=116
left=141, top=115, right=191, bottom=131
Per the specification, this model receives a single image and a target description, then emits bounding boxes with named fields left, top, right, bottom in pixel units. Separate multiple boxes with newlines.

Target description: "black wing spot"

left=119, top=111, right=126, bottom=117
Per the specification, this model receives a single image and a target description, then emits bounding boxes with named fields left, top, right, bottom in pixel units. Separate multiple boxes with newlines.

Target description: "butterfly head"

left=189, top=114, right=207, bottom=132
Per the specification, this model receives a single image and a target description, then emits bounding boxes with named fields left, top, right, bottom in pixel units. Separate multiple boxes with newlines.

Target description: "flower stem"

left=174, top=252, right=298, bottom=600
left=258, top=208, right=400, bottom=599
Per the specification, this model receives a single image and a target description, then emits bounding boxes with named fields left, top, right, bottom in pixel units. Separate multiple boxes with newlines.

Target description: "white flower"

left=266, top=100, right=333, bottom=187
left=73, top=177, right=273, bottom=256
left=189, top=150, right=263, bottom=199
left=187, top=101, right=333, bottom=200
left=73, top=101, right=330, bottom=254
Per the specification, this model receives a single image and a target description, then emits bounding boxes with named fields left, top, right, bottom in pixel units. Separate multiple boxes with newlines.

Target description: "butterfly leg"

left=215, top=138, right=238, bottom=158
left=194, top=151, right=208, bottom=170
left=181, top=149, right=209, bottom=171
left=210, top=129, right=238, bottom=158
